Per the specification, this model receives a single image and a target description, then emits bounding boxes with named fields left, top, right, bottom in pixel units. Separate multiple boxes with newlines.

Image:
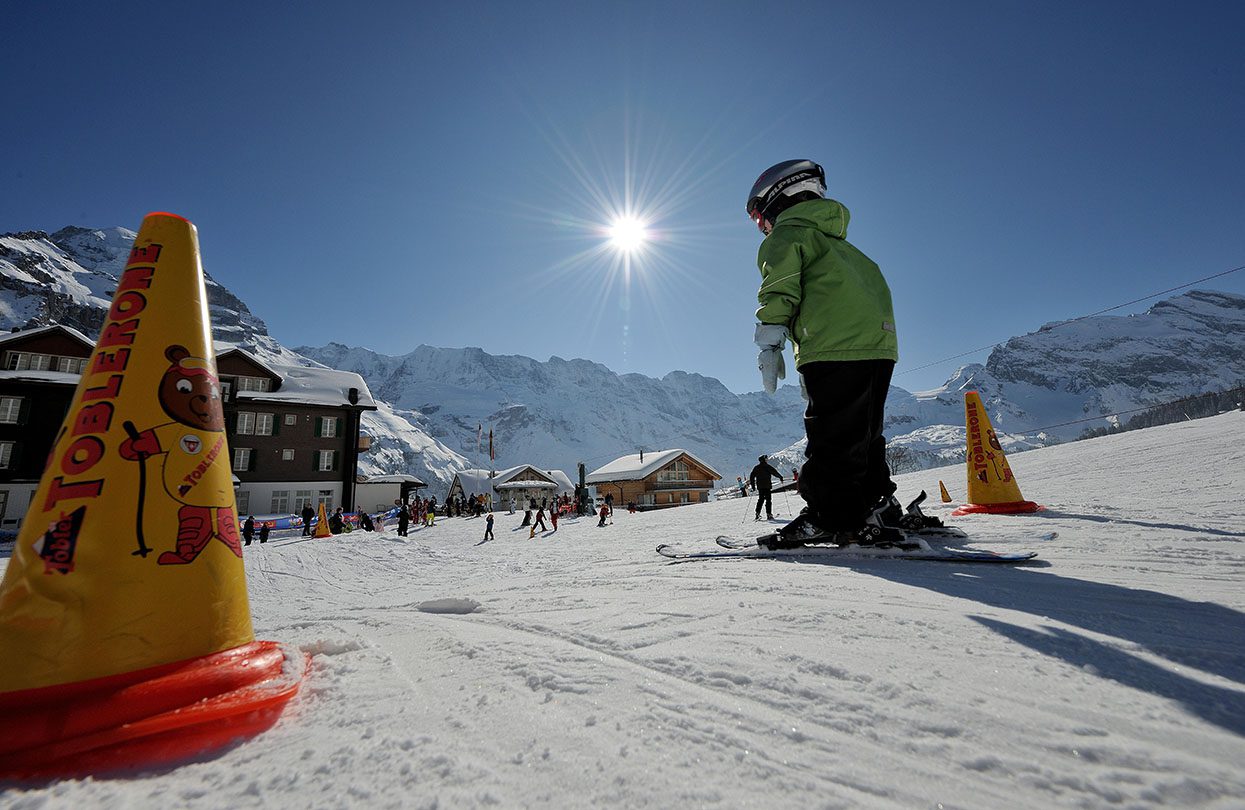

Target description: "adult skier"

left=397, top=501, right=409, bottom=536
left=748, top=455, right=784, bottom=520
left=746, top=159, right=906, bottom=548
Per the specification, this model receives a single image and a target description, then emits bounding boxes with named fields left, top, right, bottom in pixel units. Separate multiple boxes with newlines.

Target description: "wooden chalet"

left=586, top=449, right=721, bottom=510
left=214, top=347, right=377, bottom=517
left=0, top=325, right=377, bottom=532
left=447, top=465, right=573, bottom=510
left=0, top=325, right=95, bottom=529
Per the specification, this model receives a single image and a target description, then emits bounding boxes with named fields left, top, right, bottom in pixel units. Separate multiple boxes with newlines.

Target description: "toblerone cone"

left=0, top=213, right=305, bottom=778
left=314, top=501, right=332, bottom=538
left=951, top=391, right=1040, bottom=516
left=938, top=480, right=952, bottom=503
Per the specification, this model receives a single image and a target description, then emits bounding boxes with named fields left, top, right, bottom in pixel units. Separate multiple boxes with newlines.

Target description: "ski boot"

left=873, top=492, right=959, bottom=536
left=759, top=509, right=830, bottom=549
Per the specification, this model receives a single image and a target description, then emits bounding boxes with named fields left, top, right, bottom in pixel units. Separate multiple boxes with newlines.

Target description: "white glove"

left=754, top=323, right=788, bottom=394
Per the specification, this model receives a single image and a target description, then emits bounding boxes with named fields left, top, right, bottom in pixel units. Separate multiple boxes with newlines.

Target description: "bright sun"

left=607, top=216, right=648, bottom=252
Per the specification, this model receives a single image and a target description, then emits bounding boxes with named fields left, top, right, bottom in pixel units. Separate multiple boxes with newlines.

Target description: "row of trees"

left=1080, top=384, right=1245, bottom=440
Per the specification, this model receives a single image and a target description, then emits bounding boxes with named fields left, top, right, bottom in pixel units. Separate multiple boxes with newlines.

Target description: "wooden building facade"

left=0, top=326, right=376, bottom=532
left=586, top=449, right=721, bottom=510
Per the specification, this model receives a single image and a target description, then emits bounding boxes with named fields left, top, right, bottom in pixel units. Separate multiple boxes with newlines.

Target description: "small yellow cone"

left=314, top=502, right=333, bottom=538
left=938, top=480, right=952, bottom=503
left=952, top=391, right=1040, bottom=516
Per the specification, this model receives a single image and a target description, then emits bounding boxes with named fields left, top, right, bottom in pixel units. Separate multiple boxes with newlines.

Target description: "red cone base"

left=0, top=640, right=307, bottom=779
left=952, top=500, right=1042, bottom=516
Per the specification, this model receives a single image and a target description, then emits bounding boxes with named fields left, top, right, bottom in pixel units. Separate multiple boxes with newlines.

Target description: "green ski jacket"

left=755, top=198, right=898, bottom=368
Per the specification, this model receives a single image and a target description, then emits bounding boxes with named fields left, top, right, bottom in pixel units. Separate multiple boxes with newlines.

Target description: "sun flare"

left=607, top=216, right=648, bottom=252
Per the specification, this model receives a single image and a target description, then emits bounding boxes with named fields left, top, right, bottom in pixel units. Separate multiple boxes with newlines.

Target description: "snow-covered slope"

left=5, top=410, right=1242, bottom=807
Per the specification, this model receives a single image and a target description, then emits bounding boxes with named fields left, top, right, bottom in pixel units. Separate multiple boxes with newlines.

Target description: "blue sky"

left=4, top=1, right=1243, bottom=394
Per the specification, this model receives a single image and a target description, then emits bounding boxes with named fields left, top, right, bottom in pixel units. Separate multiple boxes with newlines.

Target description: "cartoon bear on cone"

left=119, top=345, right=241, bottom=565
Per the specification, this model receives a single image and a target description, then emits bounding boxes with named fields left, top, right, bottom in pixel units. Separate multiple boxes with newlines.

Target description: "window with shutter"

left=0, top=397, right=21, bottom=424
left=236, top=412, right=256, bottom=435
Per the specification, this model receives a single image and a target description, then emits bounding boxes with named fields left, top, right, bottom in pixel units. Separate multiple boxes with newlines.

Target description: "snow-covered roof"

left=359, top=474, right=427, bottom=486
left=214, top=344, right=280, bottom=378
left=451, top=465, right=570, bottom=495
left=494, top=480, right=558, bottom=490
left=544, top=469, right=574, bottom=494
left=452, top=468, right=512, bottom=496
left=0, top=369, right=82, bottom=386
left=0, top=323, right=93, bottom=350
left=586, top=449, right=722, bottom=483
left=235, top=364, right=377, bottom=410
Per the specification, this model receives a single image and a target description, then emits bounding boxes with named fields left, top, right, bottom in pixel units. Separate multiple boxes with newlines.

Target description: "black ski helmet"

left=746, top=159, right=826, bottom=233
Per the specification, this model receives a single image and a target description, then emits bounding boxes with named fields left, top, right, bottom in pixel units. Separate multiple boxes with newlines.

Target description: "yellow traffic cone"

left=951, top=391, right=1041, bottom=516
left=0, top=213, right=306, bottom=778
left=314, top=501, right=333, bottom=538
left=938, top=480, right=952, bottom=503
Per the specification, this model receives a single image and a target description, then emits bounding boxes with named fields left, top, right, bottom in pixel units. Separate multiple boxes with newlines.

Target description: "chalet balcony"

left=650, top=479, right=712, bottom=491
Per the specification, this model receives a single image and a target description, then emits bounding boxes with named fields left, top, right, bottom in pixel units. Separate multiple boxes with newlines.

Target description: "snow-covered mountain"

left=0, top=227, right=304, bottom=365
left=295, top=342, right=809, bottom=482
left=5, top=226, right=1244, bottom=491
left=0, top=227, right=466, bottom=488
left=303, top=290, right=1245, bottom=483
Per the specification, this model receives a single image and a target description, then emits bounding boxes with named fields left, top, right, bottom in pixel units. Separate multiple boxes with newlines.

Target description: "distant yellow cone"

left=952, top=391, right=1040, bottom=516
left=0, top=213, right=305, bottom=778
left=938, top=480, right=952, bottom=503
left=314, top=501, right=333, bottom=537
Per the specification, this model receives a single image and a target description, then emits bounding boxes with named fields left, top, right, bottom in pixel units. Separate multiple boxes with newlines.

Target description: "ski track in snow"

left=3, top=412, right=1245, bottom=808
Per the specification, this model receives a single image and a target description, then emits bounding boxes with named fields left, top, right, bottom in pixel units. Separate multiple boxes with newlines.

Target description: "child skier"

left=746, top=159, right=907, bottom=548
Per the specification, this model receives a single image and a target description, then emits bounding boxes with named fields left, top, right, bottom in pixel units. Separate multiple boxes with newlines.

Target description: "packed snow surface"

left=4, top=412, right=1245, bottom=808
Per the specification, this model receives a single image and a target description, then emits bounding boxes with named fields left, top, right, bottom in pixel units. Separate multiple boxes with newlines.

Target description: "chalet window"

left=7, top=352, right=53, bottom=371
left=271, top=490, right=290, bottom=513
left=236, top=376, right=271, bottom=393
left=0, top=490, right=7, bottom=520
left=221, top=380, right=233, bottom=400
left=318, top=490, right=334, bottom=509
left=294, top=489, right=314, bottom=510
left=316, top=450, right=338, bottom=472
left=657, top=460, right=690, bottom=482
left=0, top=441, right=14, bottom=469
left=281, top=449, right=295, bottom=461
left=56, top=356, right=87, bottom=374
left=284, top=414, right=297, bottom=426
left=236, top=491, right=250, bottom=514
left=316, top=416, right=340, bottom=438
left=255, top=413, right=274, bottom=436
left=236, top=412, right=256, bottom=435
left=0, top=397, right=22, bottom=424
left=232, top=447, right=252, bottom=472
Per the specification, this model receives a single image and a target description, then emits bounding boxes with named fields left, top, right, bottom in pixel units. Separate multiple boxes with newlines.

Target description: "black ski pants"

left=755, top=491, right=773, bottom=518
left=796, top=359, right=897, bottom=530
